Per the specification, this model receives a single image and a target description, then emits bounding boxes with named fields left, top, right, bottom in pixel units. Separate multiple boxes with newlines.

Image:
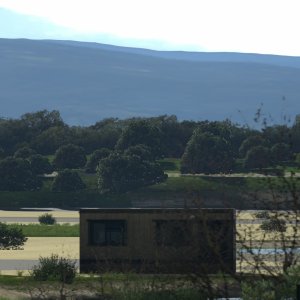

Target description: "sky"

left=0, top=0, right=300, bottom=55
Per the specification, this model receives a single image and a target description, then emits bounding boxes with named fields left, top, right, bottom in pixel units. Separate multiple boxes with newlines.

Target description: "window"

left=88, top=220, right=127, bottom=246
left=154, top=220, right=190, bottom=247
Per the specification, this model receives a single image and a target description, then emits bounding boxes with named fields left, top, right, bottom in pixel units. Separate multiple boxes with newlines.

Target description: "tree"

left=85, top=148, right=111, bottom=173
left=98, top=152, right=167, bottom=193
left=52, top=170, right=86, bottom=192
left=32, top=126, right=73, bottom=155
left=181, top=130, right=234, bottom=174
left=271, top=143, right=292, bottom=164
left=0, top=157, right=42, bottom=191
left=239, top=135, right=267, bottom=158
left=29, top=154, right=53, bottom=175
left=124, top=144, right=153, bottom=161
left=53, top=144, right=86, bottom=169
left=116, top=119, right=163, bottom=158
left=244, top=146, right=271, bottom=170
left=14, top=146, right=36, bottom=159
left=0, top=222, right=27, bottom=250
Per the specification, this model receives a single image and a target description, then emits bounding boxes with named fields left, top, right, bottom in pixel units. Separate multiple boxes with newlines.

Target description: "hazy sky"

left=0, top=0, right=300, bottom=55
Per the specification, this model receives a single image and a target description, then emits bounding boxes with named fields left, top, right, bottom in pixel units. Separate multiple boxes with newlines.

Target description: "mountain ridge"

left=0, top=38, right=299, bottom=125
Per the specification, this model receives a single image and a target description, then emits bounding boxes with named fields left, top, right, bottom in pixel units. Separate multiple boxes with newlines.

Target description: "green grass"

left=158, top=158, right=181, bottom=173
left=1, top=164, right=299, bottom=209
left=8, top=223, right=79, bottom=237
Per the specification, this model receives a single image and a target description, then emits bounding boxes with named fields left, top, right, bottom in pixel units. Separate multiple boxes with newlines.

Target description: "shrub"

left=260, top=217, right=286, bottom=232
left=241, top=279, right=275, bottom=300
left=31, top=254, right=76, bottom=284
left=0, top=222, right=27, bottom=249
left=38, top=213, right=56, bottom=225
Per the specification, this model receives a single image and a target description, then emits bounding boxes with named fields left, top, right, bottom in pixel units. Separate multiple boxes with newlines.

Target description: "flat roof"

left=79, top=208, right=235, bottom=213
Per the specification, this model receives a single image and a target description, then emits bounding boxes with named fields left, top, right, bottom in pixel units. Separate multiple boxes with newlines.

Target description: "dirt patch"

left=0, top=287, right=29, bottom=299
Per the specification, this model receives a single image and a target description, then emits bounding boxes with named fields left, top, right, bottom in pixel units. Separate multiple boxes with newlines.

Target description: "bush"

left=241, top=279, right=275, bottom=300
left=0, top=222, right=27, bottom=249
left=38, top=213, right=56, bottom=225
left=260, top=217, right=286, bottom=232
left=31, top=254, right=76, bottom=284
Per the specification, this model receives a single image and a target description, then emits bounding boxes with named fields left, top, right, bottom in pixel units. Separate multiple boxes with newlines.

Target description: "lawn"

left=8, top=224, right=79, bottom=237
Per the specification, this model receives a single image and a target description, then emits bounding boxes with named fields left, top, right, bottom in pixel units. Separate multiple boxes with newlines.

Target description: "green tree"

left=98, top=152, right=167, bottom=193
left=181, top=131, right=234, bottom=174
left=0, top=222, right=27, bottom=250
left=124, top=144, right=153, bottom=161
left=52, top=170, right=86, bottom=192
left=0, top=157, right=42, bottom=191
left=116, top=119, right=163, bottom=158
left=53, top=144, right=86, bottom=169
left=29, top=154, right=53, bottom=175
left=239, top=135, right=267, bottom=158
left=85, top=148, right=111, bottom=173
left=32, top=126, right=72, bottom=155
left=14, top=146, right=36, bottom=159
left=271, top=143, right=292, bottom=164
left=244, top=146, right=271, bottom=170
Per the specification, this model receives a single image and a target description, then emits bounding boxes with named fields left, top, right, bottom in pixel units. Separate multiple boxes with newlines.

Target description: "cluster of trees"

left=0, top=110, right=299, bottom=192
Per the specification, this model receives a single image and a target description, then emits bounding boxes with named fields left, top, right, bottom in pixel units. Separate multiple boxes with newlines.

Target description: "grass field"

left=7, top=224, right=79, bottom=237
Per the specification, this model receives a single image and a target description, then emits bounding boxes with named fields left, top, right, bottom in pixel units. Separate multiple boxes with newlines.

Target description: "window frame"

left=88, top=220, right=127, bottom=246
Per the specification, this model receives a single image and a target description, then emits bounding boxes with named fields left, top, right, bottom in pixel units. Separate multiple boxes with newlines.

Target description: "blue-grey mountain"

left=1, top=38, right=299, bottom=125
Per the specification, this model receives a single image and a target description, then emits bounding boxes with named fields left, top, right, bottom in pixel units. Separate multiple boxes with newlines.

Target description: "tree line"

left=0, top=109, right=299, bottom=193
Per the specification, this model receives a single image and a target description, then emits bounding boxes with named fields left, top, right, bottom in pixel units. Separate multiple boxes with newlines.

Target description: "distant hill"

left=1, top=38, right=299, bottom=125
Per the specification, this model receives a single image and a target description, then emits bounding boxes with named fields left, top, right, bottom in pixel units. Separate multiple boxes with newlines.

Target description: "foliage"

left=116, top=119, right=163, bottom=158
left=239, top=135, right=267, bottom=157
left=53, top=144, right=86, bottom=169
left=31, top=254, right=76, bottom=284
left=271, top=143, right=292, bottom=163
left=29, top=154, right=53, bottom=175
left=260, top=217, right=287, bottom=232
left=124, top=144, right=154, bottom=161
left=181, top=130, right=234, bottom=174
left=52, top=170, right=86, bottom=192
left=85, top=148, right=111, bottom=173
left=0, top=157, right=42, bottom=191
left=13, top=146, right=36, bottom=159
left=98, top=152, right=167, bottom=193
left=0, top=222, right=27, bottom=250
left=32, top=125, right=72, bottom=155
left=241, top=280, right=275, bottom=300
left=38, top=213, right=56, bottom=225
left=244, top=146, right=271, bottom=170
left=278, top=265, right=300, bottom=299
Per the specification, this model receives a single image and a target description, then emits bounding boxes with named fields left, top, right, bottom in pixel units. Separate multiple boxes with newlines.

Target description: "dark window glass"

left=154, top=220, right=190, bottom=247
left=89, top=220, right=126, bottom=246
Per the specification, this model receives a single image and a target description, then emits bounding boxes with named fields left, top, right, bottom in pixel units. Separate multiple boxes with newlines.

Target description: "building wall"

left=80, top=208, right=235, bottom=273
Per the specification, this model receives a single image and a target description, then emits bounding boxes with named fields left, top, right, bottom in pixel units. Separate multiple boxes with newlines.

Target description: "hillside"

left=1, top=38, right=300, bottom=125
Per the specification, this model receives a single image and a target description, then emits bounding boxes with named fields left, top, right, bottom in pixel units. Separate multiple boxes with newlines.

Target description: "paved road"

left=0, top=259, right=79, bottom=270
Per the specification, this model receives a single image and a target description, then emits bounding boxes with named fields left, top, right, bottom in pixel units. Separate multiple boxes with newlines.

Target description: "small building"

left=80, top=208, right=235, bottom=274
